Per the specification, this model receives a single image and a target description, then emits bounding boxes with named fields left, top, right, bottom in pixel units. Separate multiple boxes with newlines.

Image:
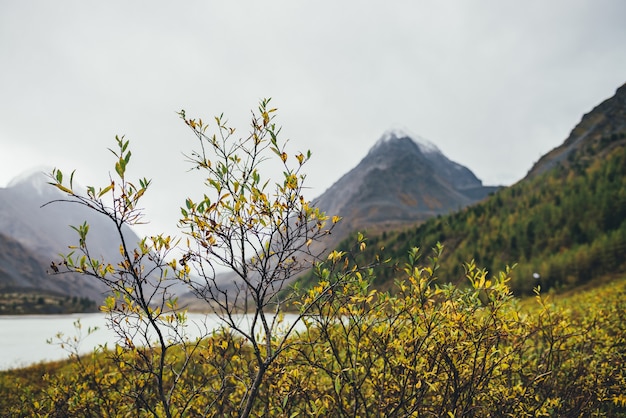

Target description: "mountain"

left=525, top=83, right=626, bottom=180
left=341, top=82, right=626, bottom=295
left=0, top=232, right=50, bottom=290
left=0, top=231, right=98, bottom=314
left=313, top=129, right=499, bottom=250
left=0, top=169, right=142, bottom=306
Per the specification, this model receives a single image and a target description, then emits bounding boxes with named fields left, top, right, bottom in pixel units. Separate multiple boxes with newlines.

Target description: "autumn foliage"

left=1, top=102, right=624, bottom=417
left=2, top=254, right=625, bottom=416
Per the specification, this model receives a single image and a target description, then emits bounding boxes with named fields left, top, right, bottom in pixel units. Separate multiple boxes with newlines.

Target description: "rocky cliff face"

left=525, top=83, right=626, bottom=180
left=314, top=129, right=498, bottom=244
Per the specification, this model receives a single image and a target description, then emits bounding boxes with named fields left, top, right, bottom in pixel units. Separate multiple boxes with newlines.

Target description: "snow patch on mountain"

left=374, top=127, right=440, bottom=155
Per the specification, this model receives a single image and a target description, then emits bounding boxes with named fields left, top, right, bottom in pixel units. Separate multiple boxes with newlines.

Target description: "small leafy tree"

left=175, top=99, right=344, bottom=416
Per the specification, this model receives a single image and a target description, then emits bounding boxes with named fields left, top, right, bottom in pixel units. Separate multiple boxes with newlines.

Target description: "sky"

left=1, top=1, right=626, bottom=239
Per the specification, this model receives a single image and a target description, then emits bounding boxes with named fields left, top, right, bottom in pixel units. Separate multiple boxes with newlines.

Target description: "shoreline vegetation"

left=0, top=289, right=97, bottom=315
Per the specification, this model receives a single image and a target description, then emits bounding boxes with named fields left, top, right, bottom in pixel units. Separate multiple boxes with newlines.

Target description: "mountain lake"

left=0, top=312, right=303, bottom=370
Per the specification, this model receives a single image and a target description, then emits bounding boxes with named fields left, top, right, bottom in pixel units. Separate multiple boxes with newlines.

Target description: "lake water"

left=0, top=312, right=303, bottom=371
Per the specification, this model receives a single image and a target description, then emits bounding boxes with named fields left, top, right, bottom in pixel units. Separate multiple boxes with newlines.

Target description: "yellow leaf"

left=55, top=184, right=72, bottom=194
left=327, top=250, right=345, bottom=263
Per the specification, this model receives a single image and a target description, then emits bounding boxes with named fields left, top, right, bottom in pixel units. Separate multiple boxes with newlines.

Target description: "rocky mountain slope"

left=525, top=83, right=626, bottom=179
left=313, top=129, right=499, bottom=250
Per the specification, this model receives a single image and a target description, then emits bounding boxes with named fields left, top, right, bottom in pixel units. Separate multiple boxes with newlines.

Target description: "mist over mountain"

left=0, top=170, right=142, bottom=304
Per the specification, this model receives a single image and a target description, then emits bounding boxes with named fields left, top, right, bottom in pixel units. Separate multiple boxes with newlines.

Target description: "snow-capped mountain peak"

left=375, top=128, right=440, bottom=155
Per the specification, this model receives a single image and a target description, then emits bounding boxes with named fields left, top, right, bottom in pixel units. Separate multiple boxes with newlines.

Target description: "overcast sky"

left=1, top=1, right=625, bottom=238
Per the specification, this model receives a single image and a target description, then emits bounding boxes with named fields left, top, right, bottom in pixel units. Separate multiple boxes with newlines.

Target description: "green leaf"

left=98, top=183, right=113, bottom=197
left=115, top=161, right=124, bottom=178
left=334, top=375, right=342, bottom=394
left=133, top=187, right=145, bottom=202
